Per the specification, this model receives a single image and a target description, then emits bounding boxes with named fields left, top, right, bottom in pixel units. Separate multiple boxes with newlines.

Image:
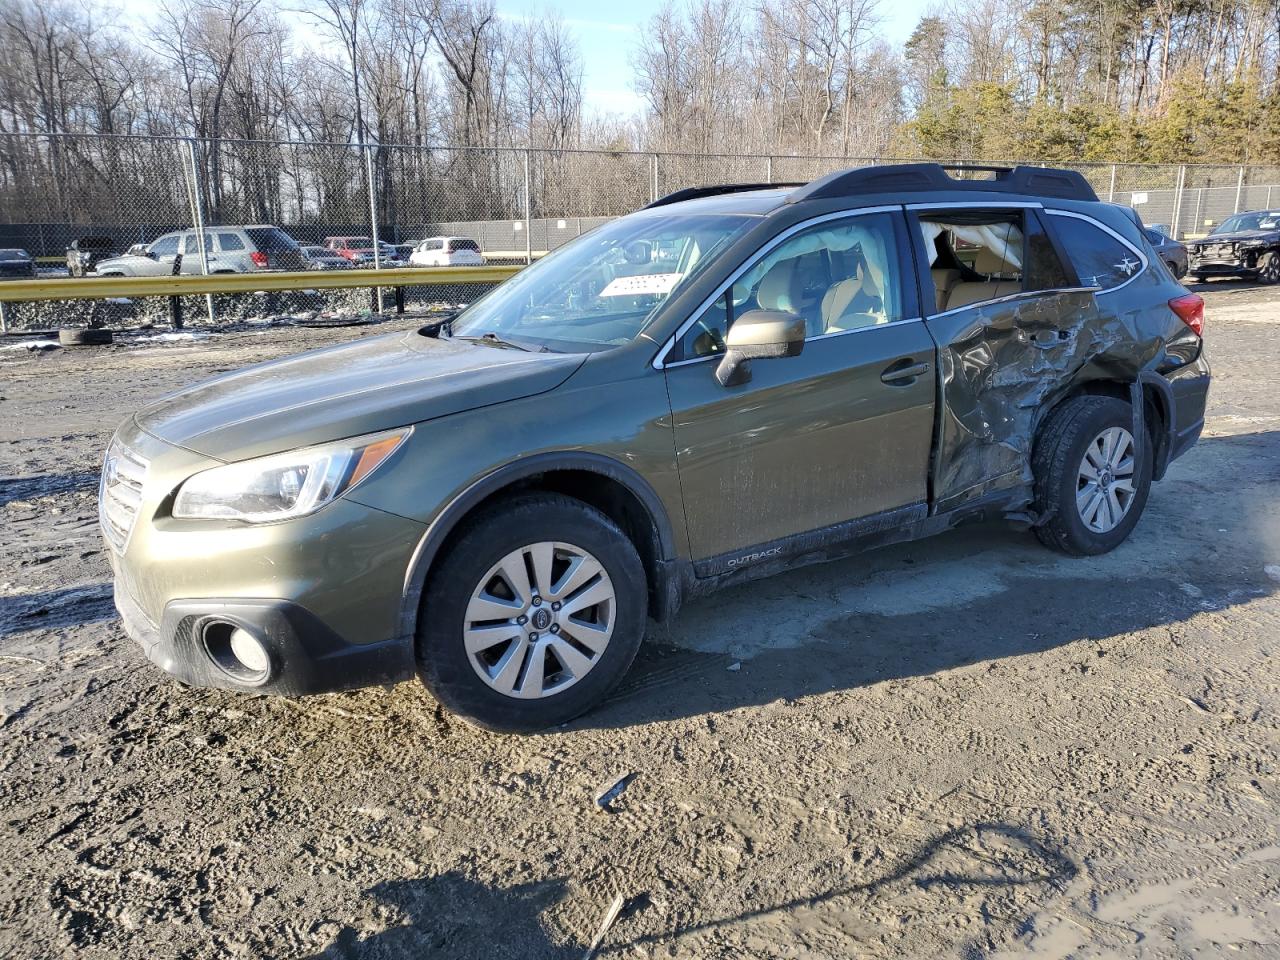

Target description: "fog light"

left=202, top=620, right=271, bottom=685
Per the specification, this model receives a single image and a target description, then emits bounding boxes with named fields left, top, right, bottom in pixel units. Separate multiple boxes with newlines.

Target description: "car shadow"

left=304, top=871, right=581, bottom=959
left=0, top=583, right=115, bottom=639
left=301, top=822, right=1073, bottom=958
left=0, top=470, right=100, bottom=507
left=578, top=428, right=1278, bottom=731
left=602, top=821, right=1075, bottom=955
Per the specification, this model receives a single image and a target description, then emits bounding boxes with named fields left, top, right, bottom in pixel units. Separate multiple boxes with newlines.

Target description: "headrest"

left=757, top=259, right=801, bottom=313
left=974, top=247, right=1014, bottom=275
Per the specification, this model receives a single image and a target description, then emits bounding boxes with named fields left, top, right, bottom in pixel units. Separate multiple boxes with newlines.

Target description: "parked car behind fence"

left=66, top=236, right=115, bottom=277
left=0, top=248, right=37, bottom=279
left=1186, top=209, right=1280, bottom=283
left=409, top=236, right=484, bottom=267
left=95, top=226, right=305, bottom=276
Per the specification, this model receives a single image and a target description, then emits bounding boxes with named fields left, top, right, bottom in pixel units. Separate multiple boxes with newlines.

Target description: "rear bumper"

left=1164, top=351, right=1211, bottom=465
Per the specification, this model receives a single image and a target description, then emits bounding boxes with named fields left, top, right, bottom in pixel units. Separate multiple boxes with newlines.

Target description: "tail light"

left=250, top=251, right=269, bottom=268
left=1169, top=293, right=1204, bottom=336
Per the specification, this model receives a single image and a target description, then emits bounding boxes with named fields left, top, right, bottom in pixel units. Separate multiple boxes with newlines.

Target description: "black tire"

left=1259, top=252, right=1280, bottom=285
left=1165, top=260, right=1184, bottom=279
left=58, top=327, right=113, bottom=346
left=417, top=493, right=647, bottom=733
left=1032, top=395, right=1153, bottom=557
left=1189, top=273, right=1206, bottom=283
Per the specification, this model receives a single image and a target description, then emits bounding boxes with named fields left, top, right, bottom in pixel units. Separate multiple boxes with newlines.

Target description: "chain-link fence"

left=1, top=131, right=1278, bottom=327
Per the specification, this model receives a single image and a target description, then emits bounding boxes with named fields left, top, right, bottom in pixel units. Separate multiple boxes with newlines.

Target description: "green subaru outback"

left=101, top=164, right=1210, bottom=732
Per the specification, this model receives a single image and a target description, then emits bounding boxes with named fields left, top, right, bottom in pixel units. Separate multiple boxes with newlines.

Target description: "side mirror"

left=715, top=309, right=805, bottom=387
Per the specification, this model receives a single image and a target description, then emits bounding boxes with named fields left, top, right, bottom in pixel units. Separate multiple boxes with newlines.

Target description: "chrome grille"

left=100, top=441, right=148, bottom=553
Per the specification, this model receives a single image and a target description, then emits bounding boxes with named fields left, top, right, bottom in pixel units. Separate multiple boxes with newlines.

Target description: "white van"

left=409, top=236, right=484, bottom=267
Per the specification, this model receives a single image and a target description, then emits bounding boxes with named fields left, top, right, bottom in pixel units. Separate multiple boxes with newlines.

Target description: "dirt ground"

left=1, top=282, right=1279, bottom=959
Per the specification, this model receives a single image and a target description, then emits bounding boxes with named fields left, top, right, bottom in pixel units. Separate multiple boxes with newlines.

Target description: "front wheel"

left=417, top=493, right=647, bottom=733
left=1258, top=252, right=1280, bottom=285
left=1032, top=396, right=1153, bottom=556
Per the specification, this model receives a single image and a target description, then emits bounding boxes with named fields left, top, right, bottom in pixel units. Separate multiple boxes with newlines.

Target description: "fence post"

left=1193, top=187, right=1204, bottom=233
left=651, top=154, right=659, bottom=203
left=766, top=156, right=773, bottom=184
left=0, top=302, right=8, bottom=334
left=1107, top=164, right=1116, bottom=202
left=183, top=138, right=215, bottom=325
left=1170, top=165, right=1187, bottom=238
left=522, top=149, right=532, bottom=265
left=363, top=144, right=381, bottom=313
left=1234, top=166, right=1244, bottom=214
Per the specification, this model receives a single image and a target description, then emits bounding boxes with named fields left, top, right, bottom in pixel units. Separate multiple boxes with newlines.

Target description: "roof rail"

left=644, top=182, right=805, bottom=209
left=788, top=163, right=1098, bottom=203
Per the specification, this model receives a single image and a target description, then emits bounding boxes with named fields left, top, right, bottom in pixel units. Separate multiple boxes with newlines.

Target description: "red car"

left=322, top=236, right=377, bottom=265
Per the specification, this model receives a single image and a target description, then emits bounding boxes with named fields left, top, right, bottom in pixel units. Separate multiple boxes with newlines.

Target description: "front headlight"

left=172, top=428, right=410, bottom=522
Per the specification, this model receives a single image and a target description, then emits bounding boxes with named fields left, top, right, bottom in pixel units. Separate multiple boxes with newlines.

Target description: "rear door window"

left=1047, top=213, right=1144, bottom=290
left=916, top=208, right=1071, bottom=313
left=246, top=227, right=300, bottom=251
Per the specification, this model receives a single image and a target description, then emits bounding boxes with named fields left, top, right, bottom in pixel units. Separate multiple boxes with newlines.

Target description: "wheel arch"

left=397, top=452, right=681, bottom=641
left=1035, top=373, right=1175, bottom=479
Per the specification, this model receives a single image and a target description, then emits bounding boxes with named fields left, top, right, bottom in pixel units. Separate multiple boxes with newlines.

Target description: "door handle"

left=880, top=360, right=930, bottom=385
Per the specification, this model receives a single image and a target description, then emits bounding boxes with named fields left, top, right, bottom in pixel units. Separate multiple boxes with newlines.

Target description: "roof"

left=646, top=163, right=1100, bottom=214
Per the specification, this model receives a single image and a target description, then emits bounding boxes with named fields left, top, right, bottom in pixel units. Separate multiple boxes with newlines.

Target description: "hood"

left=1193, top=228, right=1279, bottom=246
left=136, top=329, right=587, bottom=461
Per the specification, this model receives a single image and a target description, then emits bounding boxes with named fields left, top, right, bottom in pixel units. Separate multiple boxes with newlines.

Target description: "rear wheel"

left=1033, top=396, right=1153, bottom=556
left=417, top=493, right=646, bottom=733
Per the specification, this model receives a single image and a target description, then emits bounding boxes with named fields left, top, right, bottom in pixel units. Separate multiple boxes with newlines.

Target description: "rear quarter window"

left=246, top=228, right=300, bottom=251
left=1048, top=213, right=1144, bottom=290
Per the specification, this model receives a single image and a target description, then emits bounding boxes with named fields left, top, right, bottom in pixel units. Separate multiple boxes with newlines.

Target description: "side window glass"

left=217, top=232, right=245, bottom=251
left=1025, top=213, right=1072, bottom=290
left=670, top=213, right=903, bottom=362
left=1049, top=214, right=1143, bottom=289
left=919, top=213, right=1026, bottom=312
left=149, top=235, right=179, bottom=257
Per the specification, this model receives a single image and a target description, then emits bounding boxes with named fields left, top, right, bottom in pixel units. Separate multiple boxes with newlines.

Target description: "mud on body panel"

left=925, top=289, right=1165, bottom=514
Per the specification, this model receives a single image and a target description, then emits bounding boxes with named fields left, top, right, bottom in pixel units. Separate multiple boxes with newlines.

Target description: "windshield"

left=451, top=213, right=753, bottom=351
left=1212, top=212, right=1280, bottom=234
left=0, top=249, right=29, bottom=260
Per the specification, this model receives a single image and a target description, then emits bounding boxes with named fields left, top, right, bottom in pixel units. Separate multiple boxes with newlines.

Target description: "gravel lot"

left=1, top=283, right=1278, bottom=959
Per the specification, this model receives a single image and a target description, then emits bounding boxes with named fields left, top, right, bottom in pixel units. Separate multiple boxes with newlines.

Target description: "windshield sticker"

left=599, top=273, right=684, bottom=297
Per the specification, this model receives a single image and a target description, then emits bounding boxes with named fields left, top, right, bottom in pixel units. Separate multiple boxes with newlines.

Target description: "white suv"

left=409, top=236, right=484, bottom=267
left=95, top=226, right=306, bottom=276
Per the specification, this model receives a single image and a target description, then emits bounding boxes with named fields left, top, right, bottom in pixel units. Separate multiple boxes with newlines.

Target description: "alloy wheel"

left=1076, top=426, right=1137, bottom=534
left=463, top=541, right=615, bottom=699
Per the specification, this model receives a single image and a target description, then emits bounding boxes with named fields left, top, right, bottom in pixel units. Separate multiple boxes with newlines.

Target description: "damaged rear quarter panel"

left=925, top=284, right=1169, bottom=514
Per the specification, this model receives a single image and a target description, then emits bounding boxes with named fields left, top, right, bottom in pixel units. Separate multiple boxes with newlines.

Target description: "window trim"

left=1043, top=209, right=1149, bottom=296
left=651, top=205, right=910, bottom=370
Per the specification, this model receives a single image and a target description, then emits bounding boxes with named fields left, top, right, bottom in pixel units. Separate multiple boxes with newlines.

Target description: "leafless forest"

left=0, top=0, right=1277, bottom=234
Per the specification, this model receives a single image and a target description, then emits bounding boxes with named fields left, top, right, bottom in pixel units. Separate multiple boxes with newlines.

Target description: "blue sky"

left=497, top=0, right=933, bottom=115
left=121, top=0, right=931, bottom=117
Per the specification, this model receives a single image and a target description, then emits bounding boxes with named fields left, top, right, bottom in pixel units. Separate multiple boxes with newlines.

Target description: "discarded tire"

left=58, top=328, right=114, bottom=347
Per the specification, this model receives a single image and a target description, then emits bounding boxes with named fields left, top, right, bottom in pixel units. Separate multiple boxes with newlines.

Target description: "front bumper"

left=105, top=420, right=425, bottom=695
left=113, top=585, right=416, bottom=695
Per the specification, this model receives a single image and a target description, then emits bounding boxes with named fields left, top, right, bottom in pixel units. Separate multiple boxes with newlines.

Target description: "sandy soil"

left=1, top=282, right=1278, bottom=959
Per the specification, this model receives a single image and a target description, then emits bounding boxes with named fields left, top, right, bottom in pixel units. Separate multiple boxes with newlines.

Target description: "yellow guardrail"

left=0, top=265, right=523, bottom=303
